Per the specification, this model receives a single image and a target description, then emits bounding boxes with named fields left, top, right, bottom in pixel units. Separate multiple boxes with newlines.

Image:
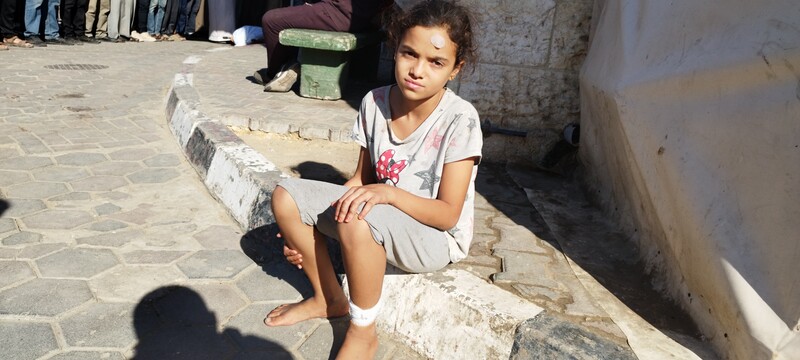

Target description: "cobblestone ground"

left=0, top=42, right=420, bottom=359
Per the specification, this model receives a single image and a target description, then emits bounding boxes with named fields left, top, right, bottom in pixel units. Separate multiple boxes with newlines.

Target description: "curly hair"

left=385, top=0, right=477, bottom=68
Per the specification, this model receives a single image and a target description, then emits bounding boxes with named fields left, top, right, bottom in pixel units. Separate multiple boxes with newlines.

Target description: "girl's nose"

left=410, top=60, right=425, bottom=78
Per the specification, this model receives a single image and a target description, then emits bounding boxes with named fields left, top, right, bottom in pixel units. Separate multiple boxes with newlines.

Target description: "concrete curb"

left=164, top=61, right=637, bottom=359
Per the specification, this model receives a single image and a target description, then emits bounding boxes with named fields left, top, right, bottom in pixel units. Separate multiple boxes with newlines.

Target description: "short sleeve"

left=352, top=93, right=370, bottom=148
left=443, top=106, right=483, bottom=164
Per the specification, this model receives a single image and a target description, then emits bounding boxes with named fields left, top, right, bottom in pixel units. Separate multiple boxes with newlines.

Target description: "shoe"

left=24, top=36, right=46, bottom=47
left=64, top=36, right=83, bottom=45
left=253, top=68, right=272, bottom=86
left=110, top=36, right=126, bottom=43
left=4, top=35, right=34, bottom=48
left=78, top=35, right=100, bottom=44
left=264, top=62, right=299, bottom=92
left=137, top=32, right=156, bottom=42
left=44, top=37, right=71, bottom=45
left=96, top=36, right=114, bottom=43
left=167, top=33, right=185, bottom=41
left=121, top=35, right=137, bottom=42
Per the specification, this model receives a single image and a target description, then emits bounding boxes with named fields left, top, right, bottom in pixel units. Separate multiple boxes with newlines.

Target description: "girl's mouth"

left=404, top=79, right=423, bottom=90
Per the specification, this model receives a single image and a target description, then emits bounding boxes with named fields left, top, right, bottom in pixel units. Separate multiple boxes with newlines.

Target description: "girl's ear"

left=449, top=61, right=465, bottom=80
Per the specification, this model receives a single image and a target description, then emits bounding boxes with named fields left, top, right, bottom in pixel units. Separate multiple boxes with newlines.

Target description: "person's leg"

left=260, top=2, right=350, bottom=78
left=265, top=186, right=349, bottom=326
left=42, top=0, right=59, bottom=39
left=0, top=0, right=17, bottom=38
left=85, top=0, right=97, bottom=36
left=95, top=0, right=109, bottom=38
left=107, top=0, right=120, bottom=38
left=183, top=0, right=198, bottom=34
left=23, top=0, right=43, bottom=38
left=118, top=0, right=132, bottom=38
left=134, top=0, right=146, bottom=32
left=334, top=218, right=386, bottom=358
left=152, top=0, right=164, bottom=35
left=146, top=0, right=156, bottom=34
left=174, top=0, right=186, bottom=34
left=59, top=0, right=74, bottom=36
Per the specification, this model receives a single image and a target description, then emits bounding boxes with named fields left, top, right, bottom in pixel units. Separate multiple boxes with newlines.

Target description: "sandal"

left=0, top=43, right=7, bottom=51
left=3, top=36, right=34, bottom=48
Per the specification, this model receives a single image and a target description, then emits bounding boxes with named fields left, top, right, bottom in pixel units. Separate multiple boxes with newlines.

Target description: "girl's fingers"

left=358, top=201, right=374, bottom=220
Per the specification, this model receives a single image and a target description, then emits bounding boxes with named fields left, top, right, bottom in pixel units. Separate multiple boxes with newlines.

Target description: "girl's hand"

left=283, top=245, right=303, bottom=269
left=333, top=184, right=395, bottom=223
left=278, top=232, right=303, bottom=269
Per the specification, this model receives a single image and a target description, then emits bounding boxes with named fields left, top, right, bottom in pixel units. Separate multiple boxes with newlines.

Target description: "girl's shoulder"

left=441, top=88, right=480, bottom=122
left=361, top=85, right=393, bottom=109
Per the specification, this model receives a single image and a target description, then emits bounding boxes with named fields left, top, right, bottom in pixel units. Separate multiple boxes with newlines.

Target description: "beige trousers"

left=85, top=0, right=110, bottom=37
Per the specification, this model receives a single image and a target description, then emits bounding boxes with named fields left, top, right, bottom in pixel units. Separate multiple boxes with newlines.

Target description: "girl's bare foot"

left=336, top=322, right=378, bottom=359
left=264, top=296, right=349, bottom=327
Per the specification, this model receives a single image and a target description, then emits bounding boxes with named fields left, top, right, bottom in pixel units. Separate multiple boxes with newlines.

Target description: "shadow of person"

left=0, top=198, right=9, bottom=218
left=291, top=161, right=349, bottom=185
left=131, top=285, right=293, bottom=359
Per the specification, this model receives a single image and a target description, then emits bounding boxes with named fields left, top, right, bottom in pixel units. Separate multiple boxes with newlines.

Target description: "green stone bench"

left=279, top=28, right=384, bottom=100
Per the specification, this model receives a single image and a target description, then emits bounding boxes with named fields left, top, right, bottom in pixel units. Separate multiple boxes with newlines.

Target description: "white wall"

left=579, top=1, right=800, bottom=359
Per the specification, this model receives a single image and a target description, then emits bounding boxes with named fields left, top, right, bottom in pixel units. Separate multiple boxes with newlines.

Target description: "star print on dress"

left=423, top=127, right=444, bottom=153
left=415, top=161, right=440, bottom=191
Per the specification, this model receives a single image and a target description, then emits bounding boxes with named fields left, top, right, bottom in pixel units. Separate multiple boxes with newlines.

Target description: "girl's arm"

left=334, top=156, right=477, bottom=231
left=343, top=147, right=375, bottom=188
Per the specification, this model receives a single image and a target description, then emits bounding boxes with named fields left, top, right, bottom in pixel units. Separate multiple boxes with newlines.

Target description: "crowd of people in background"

left=0, top=0, right=201, bottom=49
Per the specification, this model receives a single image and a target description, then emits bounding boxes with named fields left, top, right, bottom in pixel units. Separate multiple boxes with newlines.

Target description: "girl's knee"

left=271, top=186, right=295, bottom=216
left=335, top=220, right=375, bottom=248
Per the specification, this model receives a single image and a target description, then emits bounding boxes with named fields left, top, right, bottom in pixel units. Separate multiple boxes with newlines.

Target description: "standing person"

left=85, top=0, right=111, bottom=41
left=257, top=0, right=393, bottom=92
left=146, top=0, right=165, bottom=40
left=61, top=0, right=97, bottom=43
left=130, top=0, right=155, bottom=41
left=179, top=0, right=199, bottom=37
left=0, top=0, right=33, bottom=49
left=23, top=0, right=66, bottom=45
left=265, top=1, right=480, bottom=357
left=107, top=0, right=135, bottom=41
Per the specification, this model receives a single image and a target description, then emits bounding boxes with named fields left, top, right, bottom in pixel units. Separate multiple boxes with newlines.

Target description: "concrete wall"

left=579, top=1, right=800, bottom=359
left=394, top=0, right=593, bottom=163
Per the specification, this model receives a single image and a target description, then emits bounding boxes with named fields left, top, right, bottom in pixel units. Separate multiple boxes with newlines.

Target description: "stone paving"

left=0, top=42, right=422, bottom=359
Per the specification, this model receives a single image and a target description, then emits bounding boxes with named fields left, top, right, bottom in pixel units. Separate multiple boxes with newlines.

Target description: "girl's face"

left=394, top=25, right=463, bottom=103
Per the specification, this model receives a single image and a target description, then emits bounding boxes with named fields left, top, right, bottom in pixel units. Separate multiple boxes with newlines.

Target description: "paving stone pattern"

left=0, top=43, right=421, bottom=359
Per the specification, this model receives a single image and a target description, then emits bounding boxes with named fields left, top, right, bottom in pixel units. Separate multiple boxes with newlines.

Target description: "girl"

left=266, top=1, right=480, bottom=357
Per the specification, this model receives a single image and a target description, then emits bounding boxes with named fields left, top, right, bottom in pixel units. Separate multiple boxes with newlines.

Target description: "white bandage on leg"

left=349, top=297, right=383, bottom=327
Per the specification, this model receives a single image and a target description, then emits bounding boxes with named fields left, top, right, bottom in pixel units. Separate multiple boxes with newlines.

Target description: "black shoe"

left=96, top=36, right=114, bottom=43
left=78, top=35, right=100, bottom=44
left=64, top=37, right=83, bottom=45
left=44, top=37, right=72, bottom=45
left=253, top=68, right=272, bottom=86
left=113, top=36, right=127, bottom=43
left=26, top=36, right=46, bottom=47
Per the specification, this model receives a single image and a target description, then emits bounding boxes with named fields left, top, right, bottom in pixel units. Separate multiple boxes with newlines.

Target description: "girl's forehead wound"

left=430, top=34, right=446, bottom=49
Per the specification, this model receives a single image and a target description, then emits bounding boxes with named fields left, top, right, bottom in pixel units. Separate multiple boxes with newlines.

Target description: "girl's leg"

left=335, top=218, right=387, bottom=359
left=265, top=186, right=349, bottom=326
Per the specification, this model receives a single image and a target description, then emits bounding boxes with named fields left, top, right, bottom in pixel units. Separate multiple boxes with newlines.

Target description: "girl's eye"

left=433, top=61, right=444, bottom=68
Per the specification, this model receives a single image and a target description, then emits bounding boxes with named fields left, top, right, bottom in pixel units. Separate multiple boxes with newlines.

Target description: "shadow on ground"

left=475, top=161, right=705, bottom=349
left=131, top=286, right=292, bottom=359
left=0, top=199, right=9, bottom=217
left=239, top=224, right=348, bottom=359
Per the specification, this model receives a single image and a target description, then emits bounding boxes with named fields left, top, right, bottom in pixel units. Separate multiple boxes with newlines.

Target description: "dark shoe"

left=24, top=36, right=46, bottom=47
left=64, top=37, right=83, bottom=45
left=264, top=62, right=299, bottom=92
left=44, top=37, right=71, bottom=45
left=97, top=36, right=114, bottom=43
left=253, top=68, right=272, bottom=86
left=78, top=35, right=100, bottom=44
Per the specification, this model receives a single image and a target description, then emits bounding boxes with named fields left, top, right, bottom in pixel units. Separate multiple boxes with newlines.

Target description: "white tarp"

left=579, top=1, right=800, bottom=359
